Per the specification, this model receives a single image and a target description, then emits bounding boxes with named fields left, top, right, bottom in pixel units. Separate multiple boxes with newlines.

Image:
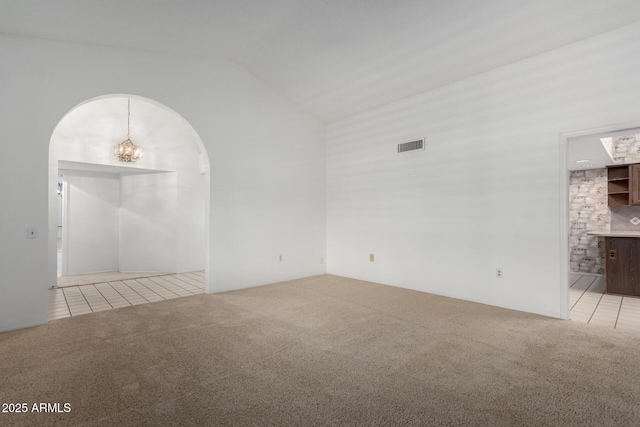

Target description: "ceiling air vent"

left=397, top=138, right=424, bottom=154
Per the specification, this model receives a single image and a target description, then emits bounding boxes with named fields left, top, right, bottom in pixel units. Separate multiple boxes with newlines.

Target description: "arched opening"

left=47, top=94, right=210, bottom=304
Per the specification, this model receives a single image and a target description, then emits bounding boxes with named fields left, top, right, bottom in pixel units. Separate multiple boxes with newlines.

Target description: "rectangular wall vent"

left=397, top=139, right=424, bottom=153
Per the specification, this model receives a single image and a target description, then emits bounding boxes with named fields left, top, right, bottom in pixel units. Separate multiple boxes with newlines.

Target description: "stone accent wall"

left=612, top=134, right=640, bottom=163
left=569, top=169, right=607, bottom=274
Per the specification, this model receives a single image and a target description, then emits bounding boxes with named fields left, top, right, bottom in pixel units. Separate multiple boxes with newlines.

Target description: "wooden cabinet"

left=605, top=237, right=640, bottom=296
left=607, top=163, right=640, bottom=207
left=631, top=164, right=640, bottom=205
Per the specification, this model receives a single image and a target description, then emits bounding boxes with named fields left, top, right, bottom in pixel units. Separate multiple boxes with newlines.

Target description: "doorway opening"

left=48, top=95, right=211, bottom=307
left=561, top=120, right=640, bottom=329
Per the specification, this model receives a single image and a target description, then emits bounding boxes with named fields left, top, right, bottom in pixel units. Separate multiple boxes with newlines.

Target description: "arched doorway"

left=47, top=95, right=210, bottom=296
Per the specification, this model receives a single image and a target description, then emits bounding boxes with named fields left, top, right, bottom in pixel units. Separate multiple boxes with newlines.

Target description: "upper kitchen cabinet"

left=607, top=164, right=630, bottom=207
left=632, top=164, right=640, bottom=206
left=607, top=163, right=640, bottom=207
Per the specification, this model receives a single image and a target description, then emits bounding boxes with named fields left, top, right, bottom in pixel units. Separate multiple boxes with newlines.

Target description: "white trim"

left=61, top=177, right=69, bottom=277
left=559, top=132, right=570, bottom=319
left=0, top=318, right=48, bottom=333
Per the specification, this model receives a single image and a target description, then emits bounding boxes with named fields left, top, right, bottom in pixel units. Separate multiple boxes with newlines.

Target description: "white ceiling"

left=2, top=0, right=640, bottom=122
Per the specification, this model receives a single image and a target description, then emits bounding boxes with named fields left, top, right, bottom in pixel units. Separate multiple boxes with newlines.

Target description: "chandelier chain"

left=114, top=97, right=143, bottom=163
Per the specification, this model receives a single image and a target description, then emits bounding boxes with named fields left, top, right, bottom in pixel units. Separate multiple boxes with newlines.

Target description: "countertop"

left=587, top=230, right=640, bottom=238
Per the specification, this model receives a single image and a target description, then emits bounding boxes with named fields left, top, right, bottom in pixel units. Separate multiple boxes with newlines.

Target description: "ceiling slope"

left=2, top=0, right=640, bottom=122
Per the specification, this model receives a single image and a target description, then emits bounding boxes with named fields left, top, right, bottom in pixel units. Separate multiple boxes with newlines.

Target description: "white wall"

left=0, top=34, right=326, bottom=332
left=61, top=167, right=189, bottom=276
left=177, top=170, right=206, bottom=273
left=13, top=21, right=640, bottom=330
left=326, top=22, right=640, bottom=319
left=64, top=170, right=120, bottom=275
left=119, top=172, right=177, bottom=273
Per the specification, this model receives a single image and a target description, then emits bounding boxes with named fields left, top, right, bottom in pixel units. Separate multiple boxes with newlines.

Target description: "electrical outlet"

left=320, top=257, right=324, bottom=264
left=370, top=254, right=375, bottom=262
left=27, top=228, right=38, bottom=239
left=496, top=268, right=503, bottom=278
left=279, top=255, right=283, bottom=262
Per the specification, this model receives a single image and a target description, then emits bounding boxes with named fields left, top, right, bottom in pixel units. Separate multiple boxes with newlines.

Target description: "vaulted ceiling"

left=2, top=0, right=640, bottom=123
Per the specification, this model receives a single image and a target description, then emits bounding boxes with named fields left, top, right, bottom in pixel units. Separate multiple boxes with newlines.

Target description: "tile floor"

left=50, top=271, right=640, bottom=330
left=570, top=273, right=640, bottom=332
left=48, top=271, right=205, bottom=320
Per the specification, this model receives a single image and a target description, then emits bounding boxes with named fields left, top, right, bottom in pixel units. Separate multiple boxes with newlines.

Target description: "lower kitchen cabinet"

left=605, top=237, right=640, bottom=296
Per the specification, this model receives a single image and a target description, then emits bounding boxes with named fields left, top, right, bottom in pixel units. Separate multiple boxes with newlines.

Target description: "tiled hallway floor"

left=48, top=271, right=205, bottom=320
left=51, top=271, right=640, bottom=329
left=570, top=274, right=640, bottom=332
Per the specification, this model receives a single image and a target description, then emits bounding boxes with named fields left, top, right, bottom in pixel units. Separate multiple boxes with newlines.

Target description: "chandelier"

left=114, top=98, right=143, bottom=162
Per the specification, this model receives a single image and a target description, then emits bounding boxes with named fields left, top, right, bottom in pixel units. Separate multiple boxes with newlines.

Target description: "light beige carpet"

left=2, top=274, right=640, bottom=426
left=57, top=272, right=170, bottom=288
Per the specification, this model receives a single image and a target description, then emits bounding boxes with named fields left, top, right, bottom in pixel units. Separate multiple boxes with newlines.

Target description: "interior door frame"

left=60, top=172, right=69, bottom=278
left=559, top=119, right=640, bottom=320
